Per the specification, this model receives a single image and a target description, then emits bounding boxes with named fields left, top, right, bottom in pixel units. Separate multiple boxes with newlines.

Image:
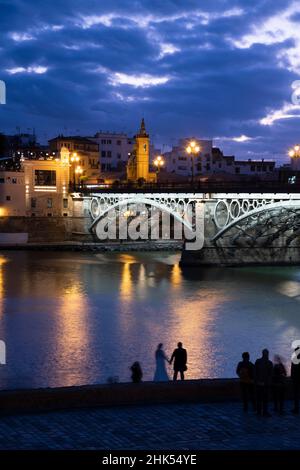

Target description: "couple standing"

left=154, top=342, right=187, bottom=382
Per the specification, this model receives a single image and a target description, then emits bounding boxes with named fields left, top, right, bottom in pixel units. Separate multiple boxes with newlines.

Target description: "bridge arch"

left=212, top=200, right=300, bottom=243
left=89, top=196, right=195, bottom=232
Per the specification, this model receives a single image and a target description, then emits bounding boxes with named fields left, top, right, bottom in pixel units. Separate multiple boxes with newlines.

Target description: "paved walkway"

left=0, top=401, right=299, bottom=450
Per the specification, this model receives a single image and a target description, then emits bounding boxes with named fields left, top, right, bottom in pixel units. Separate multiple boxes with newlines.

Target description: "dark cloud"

left=0, top=0, right=299, bottom=161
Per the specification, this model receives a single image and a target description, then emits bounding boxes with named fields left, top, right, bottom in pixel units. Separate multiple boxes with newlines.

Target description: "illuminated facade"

left=49, top=136, right=100, bottom=183
left=0, top=146, right=71, bottom=217
left=127, top=119, right=156, bottom=183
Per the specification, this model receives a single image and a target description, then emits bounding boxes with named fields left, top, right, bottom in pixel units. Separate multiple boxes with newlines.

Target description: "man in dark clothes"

left=291, top=346, right=300, bottom=414
left=255, top=349, right=273, bottom=417
left=170, top=342, right=187, bottom=381
left=236, top=352, right=255, bottom=412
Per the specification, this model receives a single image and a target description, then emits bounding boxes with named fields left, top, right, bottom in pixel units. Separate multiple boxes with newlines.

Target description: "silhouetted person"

left=130, top=361, right=143, bottom=383
left=236, top=352, right=255, bottom=412
left=255, top=349, right=273, bottom=417
left=170, top=342, right=187, bottom=381
left=291, top=346, right=300, bottom=414
left=272, top=355, right=287, bottom=414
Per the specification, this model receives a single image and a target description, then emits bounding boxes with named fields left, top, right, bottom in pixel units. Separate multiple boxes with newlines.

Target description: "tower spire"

left=139, top=117, right=147, bottom=136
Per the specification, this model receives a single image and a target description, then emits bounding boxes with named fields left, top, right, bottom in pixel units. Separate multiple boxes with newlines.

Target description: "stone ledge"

left=0, top=378, right=294, bottom=415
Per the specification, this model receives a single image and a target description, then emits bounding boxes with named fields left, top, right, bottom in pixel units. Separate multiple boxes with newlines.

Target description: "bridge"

left=78, top=185, right=300, bottom=266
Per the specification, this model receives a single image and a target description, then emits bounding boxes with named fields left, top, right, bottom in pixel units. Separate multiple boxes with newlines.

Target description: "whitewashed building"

left=91, top=132, right=134, bottom=172
left=164, top=139, right=276, bottom=178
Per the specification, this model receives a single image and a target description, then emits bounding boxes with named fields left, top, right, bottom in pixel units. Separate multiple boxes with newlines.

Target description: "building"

left=91, top=132, right=134, bottom=172
left=49, top=136, right=100, bottom=184
left=0, top=132, right=40, bottom=171
left=127, top=119, right=156, bottom=183
left=0, top=170, right=25, bottom=216
left=165, top=138, right=213, bottom=176
left=164, top=139, right=276, bottom=178
left=91, top=131, right=161, bottom=175
left=0, top=146, right=71, bottom=217
left=233, top=159, right=276, bottom=176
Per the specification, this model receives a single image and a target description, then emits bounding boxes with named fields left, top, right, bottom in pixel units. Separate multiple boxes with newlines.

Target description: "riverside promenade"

left=0, top=379, right=298, bottom=450
left=0, top=401, right=299, bottom=450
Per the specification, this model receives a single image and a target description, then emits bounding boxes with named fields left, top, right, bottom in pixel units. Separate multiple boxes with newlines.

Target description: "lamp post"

left=70, top=152, right=80, bottom=190
left=153, top=155, right=164, bottom=177
left=75, top=165, right=83, bottom=190
left=186, top=141, right=200, bottom=185
left=289, top=145, right=300, bottom=158
left=289, top=144, right=300, bottom=173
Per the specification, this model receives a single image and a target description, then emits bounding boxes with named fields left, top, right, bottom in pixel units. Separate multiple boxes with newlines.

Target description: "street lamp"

left=153, top=155, right=164, bottom=176
left=70, top=152, right=80, bottom=190
left=186, top=141, right=200, bottom=184
left=289, top=145, right=300, bottom=158
left=75, top=165, right=83, bottom=190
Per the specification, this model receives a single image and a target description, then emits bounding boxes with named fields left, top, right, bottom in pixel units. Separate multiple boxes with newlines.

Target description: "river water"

left=0, top=250, right=299, bottom=389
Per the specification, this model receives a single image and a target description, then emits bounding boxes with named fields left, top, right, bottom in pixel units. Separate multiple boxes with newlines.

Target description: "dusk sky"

left=1, top=0, right=300, bottom=163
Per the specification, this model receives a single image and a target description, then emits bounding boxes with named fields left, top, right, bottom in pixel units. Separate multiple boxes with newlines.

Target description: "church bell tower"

left=127, top=119, right=156, bottom=183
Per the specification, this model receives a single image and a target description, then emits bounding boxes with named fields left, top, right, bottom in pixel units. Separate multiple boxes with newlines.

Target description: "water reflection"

left=54, top=283, right=90, bottom=387
left=0, top=251, right=300, bottom=389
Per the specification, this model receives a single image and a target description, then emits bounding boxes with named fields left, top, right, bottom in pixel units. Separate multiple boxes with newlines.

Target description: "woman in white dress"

left=153, top=343, right=170, bottom=381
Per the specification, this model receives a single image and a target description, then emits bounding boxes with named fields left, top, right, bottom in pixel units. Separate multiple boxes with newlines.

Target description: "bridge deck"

left=80, top=182, right=300, bottom=194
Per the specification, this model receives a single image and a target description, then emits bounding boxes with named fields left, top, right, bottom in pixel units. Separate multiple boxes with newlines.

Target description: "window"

left=0, top=178, right=4, bottom=183
left=117, top=153, right=121, bottom=159
left=101, top=163, right=106, bottom=171
left=63, top=198, right=68, bottom=209
left=117, top=140, right=121, bottom=145
left=47, top=198, right=52, bottom=208
left=6, top=195, right=11, bottom=201
left=101, top=139, right=106, bottom=144
left=235, top=167, right=240, bottom=174
left=12, top=178, right=17, bottom=184
left=107, top=139, right=112, bottom=144
left=35, top=170, right=56, bottom=186
left=107, top=151, right=112, bottom=158
left=101, top=151, right=106, bottom=158
left=47, top=213, right=52, bottom=217
left=31, top=198, right=36, bottom=208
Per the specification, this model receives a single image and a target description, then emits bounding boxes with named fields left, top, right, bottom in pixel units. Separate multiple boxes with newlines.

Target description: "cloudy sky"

left=1, top=0, right=300, bottom=162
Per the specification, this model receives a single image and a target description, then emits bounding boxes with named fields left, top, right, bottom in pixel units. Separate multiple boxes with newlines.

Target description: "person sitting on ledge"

left=130, top=361, right=143, bottom=383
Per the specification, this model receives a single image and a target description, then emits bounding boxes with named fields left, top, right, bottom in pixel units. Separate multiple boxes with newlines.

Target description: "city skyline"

left=0, top=0, right=300, bottom=164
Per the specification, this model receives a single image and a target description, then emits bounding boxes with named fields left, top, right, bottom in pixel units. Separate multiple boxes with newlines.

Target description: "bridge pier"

left=180, top=246, right=300, bottom=267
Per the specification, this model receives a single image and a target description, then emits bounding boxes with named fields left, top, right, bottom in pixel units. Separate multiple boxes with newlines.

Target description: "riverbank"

left=0, top=378, right=294, bottom=415
left=0, top=240, right=183, bottom=251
